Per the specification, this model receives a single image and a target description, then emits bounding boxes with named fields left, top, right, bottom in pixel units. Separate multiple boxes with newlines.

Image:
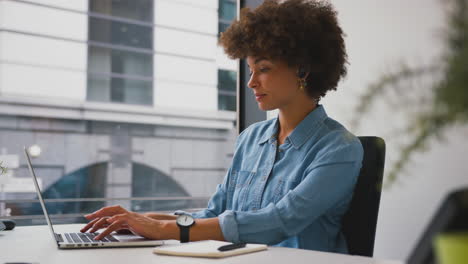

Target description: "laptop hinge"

left=55, top=233, right=64, bottom=242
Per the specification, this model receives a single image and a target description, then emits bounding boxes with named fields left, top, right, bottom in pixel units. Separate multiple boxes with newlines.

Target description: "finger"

left=94, top=220, right=124, bottom=240
left=85, top=205, right=127, bottom=220
left=89, top=217, right=110, bottom=233
left=80, top=218, right=100, bottom=233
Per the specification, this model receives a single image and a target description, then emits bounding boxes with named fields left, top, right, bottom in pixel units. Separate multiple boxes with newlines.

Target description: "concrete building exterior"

left=0, top=0, right=238, bottom=224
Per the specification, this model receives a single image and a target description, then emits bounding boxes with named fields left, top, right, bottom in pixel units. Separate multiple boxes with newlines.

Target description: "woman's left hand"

left=82, top=205, right=167, bottom=241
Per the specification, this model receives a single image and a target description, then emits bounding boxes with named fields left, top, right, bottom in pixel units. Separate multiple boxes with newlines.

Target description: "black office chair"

left=342, top=136, right=386, bottom=257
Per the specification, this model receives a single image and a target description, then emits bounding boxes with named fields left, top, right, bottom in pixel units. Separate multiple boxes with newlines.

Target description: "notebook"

left=153, top=240, right=267, bottom=258
left=24, top=147, right=176, bottom=249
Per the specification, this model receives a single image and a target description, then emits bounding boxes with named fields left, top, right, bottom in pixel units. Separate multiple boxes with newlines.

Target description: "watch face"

left=176, top=214, right=194, bottom=226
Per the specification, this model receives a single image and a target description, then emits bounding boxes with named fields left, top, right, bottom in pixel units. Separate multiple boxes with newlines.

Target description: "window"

left=218, top=69, right=237, bottom=111
left=89, top=17, right=153, bottom=49
left=218, top=0, right=236, bottom=34
left=87, top=75, right=153, bottom=105
left=218, top=1, right=238, bottom=111
left=87, top=0, right=154, bottom=106
left=88, top=47, right=153, bottom=77
left=0, top=0, right=238, bottom=226
left=90, top=0, right=154, bottom=22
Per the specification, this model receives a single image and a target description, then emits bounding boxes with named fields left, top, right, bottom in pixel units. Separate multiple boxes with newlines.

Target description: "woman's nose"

left=247, top=73, right=257, bottom=89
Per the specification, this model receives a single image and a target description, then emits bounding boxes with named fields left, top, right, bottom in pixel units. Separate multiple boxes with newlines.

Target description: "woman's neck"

left=277, top=101, right=317, bottom=145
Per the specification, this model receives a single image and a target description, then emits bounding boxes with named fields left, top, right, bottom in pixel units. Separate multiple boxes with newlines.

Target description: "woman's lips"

left=255, top=93, right=266, bottom=101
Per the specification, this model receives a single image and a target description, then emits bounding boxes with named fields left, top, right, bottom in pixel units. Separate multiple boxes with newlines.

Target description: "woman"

left=81, top=0, right=363, bottom=253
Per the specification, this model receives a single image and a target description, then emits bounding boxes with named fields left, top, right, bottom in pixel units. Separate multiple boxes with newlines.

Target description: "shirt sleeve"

left=218, top=142, right=363, bottom=244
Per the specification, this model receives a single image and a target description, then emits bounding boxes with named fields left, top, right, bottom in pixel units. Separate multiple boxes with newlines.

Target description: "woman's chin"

left=257, top=103, right=277, bottom=112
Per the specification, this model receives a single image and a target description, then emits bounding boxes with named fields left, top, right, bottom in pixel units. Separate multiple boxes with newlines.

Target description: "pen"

left=217, top=242, right=247, bottom=252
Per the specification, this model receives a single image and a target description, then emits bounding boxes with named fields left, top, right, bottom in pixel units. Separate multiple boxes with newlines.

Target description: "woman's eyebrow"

left=247, top=57, right=269, bottom=69
left=254, top=57, right=268, bottom=64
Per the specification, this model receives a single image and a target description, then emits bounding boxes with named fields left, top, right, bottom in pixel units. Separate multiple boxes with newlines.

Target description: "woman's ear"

left=297, top=67, right=309, bottom=79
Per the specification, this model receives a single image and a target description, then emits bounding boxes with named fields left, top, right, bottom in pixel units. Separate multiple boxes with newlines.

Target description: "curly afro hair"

left=219, top=0, right=347, bottom=99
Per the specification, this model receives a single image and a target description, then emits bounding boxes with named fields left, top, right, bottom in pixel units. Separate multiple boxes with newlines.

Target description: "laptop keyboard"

left=64, top=232, right=119, bottom=244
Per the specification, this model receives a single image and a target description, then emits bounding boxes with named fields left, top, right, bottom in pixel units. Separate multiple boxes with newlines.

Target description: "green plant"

left=0, top=161, right=6, bottom=175
left=351, top=0, right=468, bottom=187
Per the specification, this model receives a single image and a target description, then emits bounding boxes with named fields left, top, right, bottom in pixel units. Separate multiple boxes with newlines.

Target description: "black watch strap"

left=179, top=226, right=190, bottom=243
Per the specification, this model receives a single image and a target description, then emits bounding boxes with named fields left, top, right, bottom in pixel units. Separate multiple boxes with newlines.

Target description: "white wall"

left=0, top=62, right=86, bottom=100
left=154, top=28, right=216, bottom=61
left=155, top=0, right=218, bottom=34
left=155, top=54, right=217, bottom=85
left=0, top=32, right=86, bottom=71
left=153, top=0, right=220, bottom=111
left=0, top=0, right=87, bottom=41
left=324, top=0, right=468, bottom=261
left=20, top=0, right=87, bottom=11
left=0, top=1, right=87, bottom=101
left=216, top=46, right=237, bottom=71
left=0, top=0, right=232, bottom=112
left=158, top=0, right=218, bottom=9
left=155, top=80, right=217, bottom=110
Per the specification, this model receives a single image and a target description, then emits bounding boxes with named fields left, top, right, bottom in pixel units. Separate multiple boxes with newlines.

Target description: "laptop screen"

left=24, top=147, right=59, bottom=245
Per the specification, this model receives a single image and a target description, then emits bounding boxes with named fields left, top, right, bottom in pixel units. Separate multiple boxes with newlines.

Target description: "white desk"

left=0, top=224, right=401, bottom=264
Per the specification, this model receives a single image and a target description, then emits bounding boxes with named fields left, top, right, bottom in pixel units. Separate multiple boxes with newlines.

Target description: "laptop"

left=24, top=147, right=177, bottom=249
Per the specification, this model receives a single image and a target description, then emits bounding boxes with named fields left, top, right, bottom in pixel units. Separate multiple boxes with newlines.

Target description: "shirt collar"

left=258, top=117, right=279, bottom=145
left=258, top=105, right=328, bottom=148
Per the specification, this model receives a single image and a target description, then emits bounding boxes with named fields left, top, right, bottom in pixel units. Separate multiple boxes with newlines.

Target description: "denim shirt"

left=190, top=105, right=363, bottom=253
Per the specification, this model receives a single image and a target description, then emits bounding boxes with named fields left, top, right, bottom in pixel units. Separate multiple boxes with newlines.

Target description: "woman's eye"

left=248, top=68, right=269, bottom=76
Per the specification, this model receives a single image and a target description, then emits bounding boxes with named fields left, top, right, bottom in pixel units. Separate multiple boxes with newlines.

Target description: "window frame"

left=86, top=1, right=155, bottom=106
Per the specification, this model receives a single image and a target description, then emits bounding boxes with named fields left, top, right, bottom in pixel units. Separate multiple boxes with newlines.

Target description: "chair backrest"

left=342, top=136, right=386, bottom=257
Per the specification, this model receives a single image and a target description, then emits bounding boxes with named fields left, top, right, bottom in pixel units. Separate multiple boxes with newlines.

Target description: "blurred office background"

left=1, top=0, right=467, bottom=263
left=328, top=0, right=468, bottom=261
left=0, top=0, right=237, bottom=224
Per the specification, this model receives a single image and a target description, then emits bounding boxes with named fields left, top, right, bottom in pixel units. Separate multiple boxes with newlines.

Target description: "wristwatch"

left=176, top=213, right=195, bottom=243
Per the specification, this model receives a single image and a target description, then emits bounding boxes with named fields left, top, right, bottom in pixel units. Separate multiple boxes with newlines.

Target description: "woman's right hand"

left=81, top=205, right=171, bottom=240
left=80, top=209, right=130, bottom=234
left=80, top=210, right=175, bottom=234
